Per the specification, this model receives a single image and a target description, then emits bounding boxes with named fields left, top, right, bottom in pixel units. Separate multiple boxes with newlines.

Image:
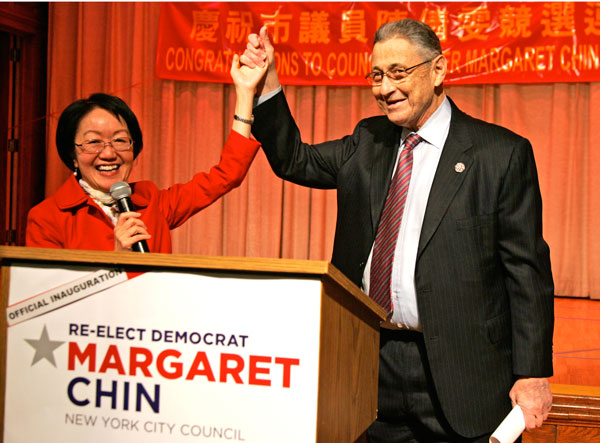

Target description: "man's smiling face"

left=370, top=37, right=446, bottom=131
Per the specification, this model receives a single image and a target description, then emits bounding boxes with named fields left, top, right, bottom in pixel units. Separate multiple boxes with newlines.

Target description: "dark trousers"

left=367, top=329, right=493, bottom=443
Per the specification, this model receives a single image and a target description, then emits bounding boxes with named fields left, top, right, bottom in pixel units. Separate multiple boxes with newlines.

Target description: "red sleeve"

left=159, top=129, right=260, bottom=228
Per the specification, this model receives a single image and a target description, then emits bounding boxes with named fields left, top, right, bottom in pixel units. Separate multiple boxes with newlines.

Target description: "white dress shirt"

left=363, top=97, right=452, bottom=330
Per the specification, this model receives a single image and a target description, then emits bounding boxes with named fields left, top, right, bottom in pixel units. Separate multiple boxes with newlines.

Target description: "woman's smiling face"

left=73, top=107, right=135, bottom=193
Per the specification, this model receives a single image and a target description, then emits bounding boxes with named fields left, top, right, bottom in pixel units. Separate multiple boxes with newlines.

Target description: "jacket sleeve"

left=159, top=129, right=260, bottom=229
left=251, top=89, right=362, bottom=190
left=498, top=137, right=555, bottom=377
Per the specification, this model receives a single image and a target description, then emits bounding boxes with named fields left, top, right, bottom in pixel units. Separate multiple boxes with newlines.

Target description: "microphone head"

left=109, top=181, right=132, bottom=200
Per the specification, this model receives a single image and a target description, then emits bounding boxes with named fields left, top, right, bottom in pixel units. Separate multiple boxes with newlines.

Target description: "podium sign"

left=0, top=247, right=385, bottom=443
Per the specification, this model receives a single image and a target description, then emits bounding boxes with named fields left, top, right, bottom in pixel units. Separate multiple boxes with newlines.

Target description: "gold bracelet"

left=233, top=114, right=254, bottom=125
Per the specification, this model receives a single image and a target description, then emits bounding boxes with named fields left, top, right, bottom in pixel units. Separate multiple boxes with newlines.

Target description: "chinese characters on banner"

left=155, top=2, right=600, bottom=85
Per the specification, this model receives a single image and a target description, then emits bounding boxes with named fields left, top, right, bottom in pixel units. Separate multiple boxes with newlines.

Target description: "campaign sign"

left=4, top=264, right=322, bottom=442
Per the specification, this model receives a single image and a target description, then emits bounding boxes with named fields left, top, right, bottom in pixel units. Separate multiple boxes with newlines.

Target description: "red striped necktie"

left=369, top=133, right=423, bottom=312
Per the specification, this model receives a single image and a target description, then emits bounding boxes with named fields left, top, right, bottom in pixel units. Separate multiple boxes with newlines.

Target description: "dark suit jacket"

left=252, top=90, right=554, bottom=438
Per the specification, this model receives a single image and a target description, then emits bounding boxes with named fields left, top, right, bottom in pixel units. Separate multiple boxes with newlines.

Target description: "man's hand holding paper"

left=509, top=377, right=552, bottom=431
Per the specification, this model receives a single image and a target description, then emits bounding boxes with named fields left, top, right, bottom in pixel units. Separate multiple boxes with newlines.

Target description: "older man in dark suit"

left=242, top=19, right=554, bottom=442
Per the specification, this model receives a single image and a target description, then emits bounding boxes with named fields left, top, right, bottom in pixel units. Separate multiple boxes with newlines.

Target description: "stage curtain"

left=45, top=3, right=600, bottom=298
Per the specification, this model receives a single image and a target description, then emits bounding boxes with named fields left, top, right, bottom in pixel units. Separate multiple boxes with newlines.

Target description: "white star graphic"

left=25, top=325, right=65, bottom=367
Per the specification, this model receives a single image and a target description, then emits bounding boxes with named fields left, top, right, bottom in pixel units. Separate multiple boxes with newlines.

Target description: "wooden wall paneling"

left=0, top=2, right=47, bottom=246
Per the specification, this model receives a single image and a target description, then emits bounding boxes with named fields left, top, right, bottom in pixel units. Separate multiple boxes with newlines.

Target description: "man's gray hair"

left=374, top=19, right=442, bottom=58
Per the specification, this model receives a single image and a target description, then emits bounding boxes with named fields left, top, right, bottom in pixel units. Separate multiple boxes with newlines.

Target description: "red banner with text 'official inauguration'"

left=155, top=2, right=600, bottom=86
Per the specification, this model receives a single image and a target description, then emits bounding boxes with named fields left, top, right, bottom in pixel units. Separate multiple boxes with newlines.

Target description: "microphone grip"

left=116, top=197, right=135, bottom=214
left=115, top=197, right=150, bottom=253
left=131, top=239, right=150, bottom=253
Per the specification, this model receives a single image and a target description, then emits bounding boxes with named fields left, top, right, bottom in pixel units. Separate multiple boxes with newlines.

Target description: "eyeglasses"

left=75, top=137, right=133, bottom=154
left=365, top=58, right=436, bottom=85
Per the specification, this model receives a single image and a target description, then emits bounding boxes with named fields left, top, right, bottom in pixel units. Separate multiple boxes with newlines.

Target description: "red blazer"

left=26, top=130, right=259, bottom=253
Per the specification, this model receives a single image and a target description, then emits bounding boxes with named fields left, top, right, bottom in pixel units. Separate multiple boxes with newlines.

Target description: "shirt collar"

left=401, top=96, right=451, bottom=150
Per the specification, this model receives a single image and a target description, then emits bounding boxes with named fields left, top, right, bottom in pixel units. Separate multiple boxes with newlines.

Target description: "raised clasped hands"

left=230, top=28, right=270, bottom=97
left=238, top=25, right=280, bottom=97
left=240, top=25, right=273, bottom=68
left=509, top=377, right=552, bottom=431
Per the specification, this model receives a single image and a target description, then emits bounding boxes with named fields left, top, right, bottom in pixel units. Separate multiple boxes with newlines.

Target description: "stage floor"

left=550, top=297, right=600, bottom=386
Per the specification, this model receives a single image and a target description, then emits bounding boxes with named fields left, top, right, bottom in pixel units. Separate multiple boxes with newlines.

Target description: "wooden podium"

left=0, top=246, right=386, bottom=443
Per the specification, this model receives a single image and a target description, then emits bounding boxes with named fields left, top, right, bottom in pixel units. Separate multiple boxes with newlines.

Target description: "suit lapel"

left=417, top=104, right=473, bottom=260
left=369, top=123, right=402, bottom=238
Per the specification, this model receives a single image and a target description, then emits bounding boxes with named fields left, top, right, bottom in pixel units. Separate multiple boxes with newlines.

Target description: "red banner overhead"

left=155, top=2, right=600, bottom=86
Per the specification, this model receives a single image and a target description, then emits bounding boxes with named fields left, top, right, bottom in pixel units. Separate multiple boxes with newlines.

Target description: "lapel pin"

left=454, top=162, right=466, bottom=173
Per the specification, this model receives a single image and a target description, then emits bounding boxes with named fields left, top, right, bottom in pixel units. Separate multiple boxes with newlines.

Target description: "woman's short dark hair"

left=56, top=93, right=143, bottom=170
left=374, top=19, right=442, bottom=59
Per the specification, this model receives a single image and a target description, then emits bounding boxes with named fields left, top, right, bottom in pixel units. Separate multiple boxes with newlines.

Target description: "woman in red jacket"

left=26, top=55, right=266, bottom=253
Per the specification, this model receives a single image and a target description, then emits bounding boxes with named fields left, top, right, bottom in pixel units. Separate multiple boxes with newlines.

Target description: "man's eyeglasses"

left=75, top=137, right=133, bottom=154
left=365, top=58, right=436, bottom=85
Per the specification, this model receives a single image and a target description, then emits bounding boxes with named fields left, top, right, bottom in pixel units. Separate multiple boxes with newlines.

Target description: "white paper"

left=490, top=405, right=525, bottom=443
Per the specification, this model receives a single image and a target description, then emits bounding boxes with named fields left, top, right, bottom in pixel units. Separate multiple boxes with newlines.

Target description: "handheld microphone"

left=109, top=181, right=150, bottom=253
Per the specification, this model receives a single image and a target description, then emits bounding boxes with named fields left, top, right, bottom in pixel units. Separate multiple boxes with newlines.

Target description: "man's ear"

left=433, top=54, right=447, bottom=87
